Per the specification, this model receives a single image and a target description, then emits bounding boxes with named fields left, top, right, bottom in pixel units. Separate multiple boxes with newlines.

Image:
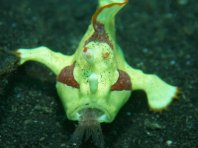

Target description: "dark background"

left=0, top=0, right=198, bottom=147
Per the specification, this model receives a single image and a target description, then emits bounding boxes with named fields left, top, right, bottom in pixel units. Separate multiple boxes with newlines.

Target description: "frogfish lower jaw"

left=71, top=106, right=110, bottom=123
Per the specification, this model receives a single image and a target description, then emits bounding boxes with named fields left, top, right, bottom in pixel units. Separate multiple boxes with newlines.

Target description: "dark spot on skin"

left=83, top=47, right=88, bottom=52
left=111, top=70, right=132, bottom=91
left=57, top=63, right=79, bottom=88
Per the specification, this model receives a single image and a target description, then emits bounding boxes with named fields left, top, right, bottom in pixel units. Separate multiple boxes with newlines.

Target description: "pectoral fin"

left=16, top=46, right=73, bottom=75
left=125, top=64, right=179, bottom=111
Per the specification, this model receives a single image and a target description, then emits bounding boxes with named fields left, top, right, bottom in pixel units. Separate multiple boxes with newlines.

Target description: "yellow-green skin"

left=17, top=0, right=178, bottom=123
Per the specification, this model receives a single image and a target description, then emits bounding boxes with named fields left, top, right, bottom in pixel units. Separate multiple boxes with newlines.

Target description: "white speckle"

left=143, top=48, right=149, bottom=53
left=60, top=143, right=66, bottom=147
left=186, top=60, right=192, bottom=66
left=136, top=62, right=144, bottom=68
left=170, top=60, right=176, bottom=65
left=11, top=23, right=17, bottom=28
left=166, top=140, right=173, bottom=146
left=177, top=0, right=188, bottom=5
left=126, top=112, right=131, bottom=116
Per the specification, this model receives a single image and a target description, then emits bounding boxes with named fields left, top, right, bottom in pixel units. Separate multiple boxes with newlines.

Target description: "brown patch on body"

left=85, top=22, right=113, bottom=49
left=83, top=47, right=88, bottom=52
left=111, top=70, right=132, bottom=91
left=102, top=52, right=110, bottom=59
left=57, top=64, right=79, bottom=88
